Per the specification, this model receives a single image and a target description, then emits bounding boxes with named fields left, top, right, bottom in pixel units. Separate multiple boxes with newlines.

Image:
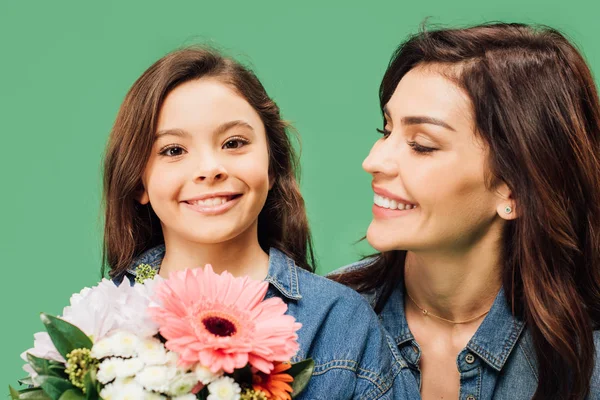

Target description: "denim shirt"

left=115, top=246, right=420, bottom=400
left=334, top=259, right=600, bottom=400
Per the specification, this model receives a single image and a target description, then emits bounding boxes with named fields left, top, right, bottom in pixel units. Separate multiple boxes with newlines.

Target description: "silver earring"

left=504, top=206, right=513, bottom=214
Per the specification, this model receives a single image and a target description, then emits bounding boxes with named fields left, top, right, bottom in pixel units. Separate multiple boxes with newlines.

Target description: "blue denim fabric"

left=333, top=259, right=600, bottom=399
left=115, top=246, right=420, bottom=400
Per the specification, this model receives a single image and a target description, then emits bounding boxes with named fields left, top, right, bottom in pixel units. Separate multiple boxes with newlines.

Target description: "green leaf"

left=37, top=376, right=75, bottom=400
left=288, top=359, right=315, bottom=398
left=40, top=314, right=92, bottom=359
left=25, top=354, right=66, bottom=379
left=8, top=386, right=52, bottom=399
left=58, top=389, right=85, bottom=400
left=17, top=377, right=34, bottom=386
left=9, top=386, right=20, bottom=400
left=83, top=369, right=99, bottom=400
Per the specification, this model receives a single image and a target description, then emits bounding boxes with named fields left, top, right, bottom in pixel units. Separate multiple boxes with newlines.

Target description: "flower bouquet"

left=10, top=265, right=313, bottom=400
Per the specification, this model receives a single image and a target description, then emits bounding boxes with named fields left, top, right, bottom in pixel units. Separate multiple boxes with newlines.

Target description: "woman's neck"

left=159, top=226, right=270, bottom=281
left=403, top=233, right=503, bottom=323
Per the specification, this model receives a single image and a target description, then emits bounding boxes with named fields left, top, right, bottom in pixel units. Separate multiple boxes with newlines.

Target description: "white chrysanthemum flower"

left=167, top=372, right=199, bottom=396
left=99, top=381, right=119, bottom=400
left=173, top=395, right=197, bottom=400
left=135, top=365, right=174, bottom=393
left=145, top=391, right=167, bottom=400
left=109, top=331, right=141, bottom=358
left=21, top=276, right=163, bottom=380
left=91, top=336, right=115, bottom=359
left=116, top=377, right=146, bottom=400
left=207, top=376, right=241, bottom=400
left=194, top=364, right=223, bottom=384
left=165, top=350, right=179, bottom=367
left=137, top=337, right=168, bottom=366
left=115, top=357, right=145, bottom=379
left=97, top=357, right=120, bottom=384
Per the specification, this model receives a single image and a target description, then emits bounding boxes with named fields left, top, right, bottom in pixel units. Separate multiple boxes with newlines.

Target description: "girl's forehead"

left=156, top=78, right=264, bottom=135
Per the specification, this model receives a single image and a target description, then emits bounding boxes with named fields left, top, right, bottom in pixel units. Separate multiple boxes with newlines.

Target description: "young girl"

left=102, top=47, right=418, bottom=399
left=334, top=23, right=600, bottom=399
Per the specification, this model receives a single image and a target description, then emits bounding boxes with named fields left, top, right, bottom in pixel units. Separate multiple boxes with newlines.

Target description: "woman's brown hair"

left=102, top=47, right=315, bottom=278
left=335, top=23, right=600, bottom=399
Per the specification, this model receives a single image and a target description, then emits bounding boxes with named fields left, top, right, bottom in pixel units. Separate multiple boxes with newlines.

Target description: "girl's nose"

left=193, top=155, right=228, bottom=183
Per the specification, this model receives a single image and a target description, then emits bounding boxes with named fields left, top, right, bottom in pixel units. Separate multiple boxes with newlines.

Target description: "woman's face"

left=363, top=65, right=512, bottom=253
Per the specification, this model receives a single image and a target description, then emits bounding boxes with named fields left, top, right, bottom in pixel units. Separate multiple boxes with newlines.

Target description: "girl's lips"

left=182, top=195, right=242, bottom=216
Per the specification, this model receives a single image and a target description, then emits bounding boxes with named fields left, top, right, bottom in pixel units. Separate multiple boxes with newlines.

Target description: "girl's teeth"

left=192, top=197, right=230, bottom=207
left=373, top=194, right=415, bottom=210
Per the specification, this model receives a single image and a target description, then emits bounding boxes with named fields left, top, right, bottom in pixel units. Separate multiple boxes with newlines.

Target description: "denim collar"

left=382, top=282, right=525, bottom=372
left=126, top=245, right=302, bottom=301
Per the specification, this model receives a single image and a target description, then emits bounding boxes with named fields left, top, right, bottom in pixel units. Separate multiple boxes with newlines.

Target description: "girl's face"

left=364, top=65, right=513, bottom=253
left=139, top=78, right=271, bottom=247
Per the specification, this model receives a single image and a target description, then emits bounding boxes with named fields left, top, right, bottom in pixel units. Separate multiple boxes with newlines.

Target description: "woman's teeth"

left=374, top=194, right=417, bottom=210
left=189, top=196, right=231, bottom=207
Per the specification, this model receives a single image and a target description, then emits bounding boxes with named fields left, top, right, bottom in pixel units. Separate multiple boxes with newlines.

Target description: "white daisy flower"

left=194, top=364, right=223, bottom=385
left=207, top=376, right=241, bottom=400
left=91, top=336, right=115, bottom=359
left=97, top=357, right=120, bottom=384
left=115, top=357, right=145, bottom=379
left=135, top=365, right=174, bottom=393
left=109, top=331, right=141, bottom=358
left=167, top=372, right=199, bottom=396
left=137, top=337, right=168, bottom=366
left=173, top=395, right=197, bottom=400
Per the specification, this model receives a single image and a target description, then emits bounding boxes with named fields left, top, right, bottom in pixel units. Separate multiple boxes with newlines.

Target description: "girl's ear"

left=138, top=191, right=150, bottom=205
left=137, top=183, right=150, bottom=205
left=268, top=173, right=275, bottom=190
left=495, top=182, right=518, bottom=221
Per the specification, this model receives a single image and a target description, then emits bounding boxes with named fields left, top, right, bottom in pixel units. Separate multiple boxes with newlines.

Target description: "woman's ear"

left=495, top=182, right=518, bottom=220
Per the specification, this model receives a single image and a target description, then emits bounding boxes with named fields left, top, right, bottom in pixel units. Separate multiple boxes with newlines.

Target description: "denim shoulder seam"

left=311, top=359, right=358, bottom=375
left=518, top=340, right=539, bottom=381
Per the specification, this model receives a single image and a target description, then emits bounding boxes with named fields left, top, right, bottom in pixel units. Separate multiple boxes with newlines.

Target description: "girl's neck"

left=403, top=233, right=503, bottom=323
left=159, top=227, right=270, bottom=281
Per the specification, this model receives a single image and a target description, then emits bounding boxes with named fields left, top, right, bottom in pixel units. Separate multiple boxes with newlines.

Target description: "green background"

left=2, top=0, right=598, bottom=391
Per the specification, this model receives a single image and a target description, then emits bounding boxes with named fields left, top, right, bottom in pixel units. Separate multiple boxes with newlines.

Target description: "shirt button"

left=466, top=395, right=476, bottom=400
left=465, top=353, right=476, bottom=364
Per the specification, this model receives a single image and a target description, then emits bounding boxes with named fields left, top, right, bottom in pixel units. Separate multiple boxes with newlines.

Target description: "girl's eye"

left=223, top=137, right=249, bottom=149
left=376, top=128, right=391, bottom=138
left=159, top=145, right=185, bottom=157
left=407, top=141, right=437, bottom=154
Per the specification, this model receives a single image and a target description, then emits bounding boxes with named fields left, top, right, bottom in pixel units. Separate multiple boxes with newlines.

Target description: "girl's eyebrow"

left=155, top=120, right=254, bottom=138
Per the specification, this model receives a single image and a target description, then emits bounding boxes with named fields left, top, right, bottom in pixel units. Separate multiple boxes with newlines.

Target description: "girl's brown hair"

left=335, top=23, right=600, bottom=399
left=102, top=47, right=315, bottom=278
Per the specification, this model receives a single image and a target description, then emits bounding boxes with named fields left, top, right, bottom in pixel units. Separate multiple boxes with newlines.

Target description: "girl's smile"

left=182, top=192, right=243, bottom=215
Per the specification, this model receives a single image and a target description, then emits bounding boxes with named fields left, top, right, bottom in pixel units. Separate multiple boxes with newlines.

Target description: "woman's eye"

left=159, top=146, right=185, bottom=157
left=407, top=141, right=437, bottom=154
left=376, top=128, right=391, bottom=138
left=223, top=138, right=249, bottom=149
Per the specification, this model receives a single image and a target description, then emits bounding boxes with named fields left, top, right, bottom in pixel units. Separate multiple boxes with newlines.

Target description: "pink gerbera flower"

left=148, top=265, right=301, bottom=374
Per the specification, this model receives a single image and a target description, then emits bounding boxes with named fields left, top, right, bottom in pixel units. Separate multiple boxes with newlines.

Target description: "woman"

left=334, top=23, right=600, bottom=399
